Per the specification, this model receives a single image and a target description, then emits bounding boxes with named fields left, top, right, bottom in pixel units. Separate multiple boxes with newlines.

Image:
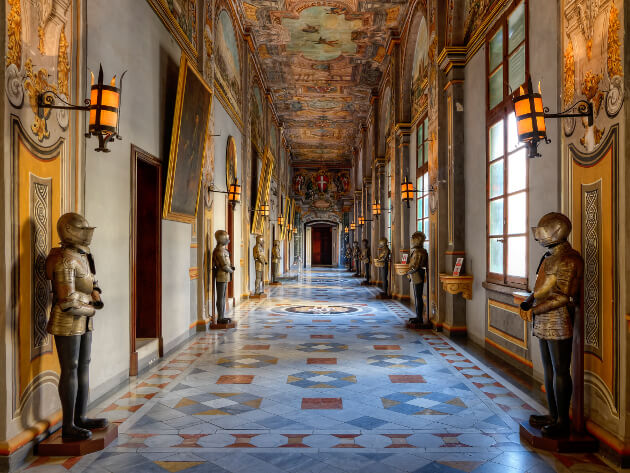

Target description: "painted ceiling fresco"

left=241, top=0, right=411, bottom=164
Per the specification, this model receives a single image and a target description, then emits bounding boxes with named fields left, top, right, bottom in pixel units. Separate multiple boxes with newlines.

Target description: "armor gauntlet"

left=53, top=269, right=96, bottom=318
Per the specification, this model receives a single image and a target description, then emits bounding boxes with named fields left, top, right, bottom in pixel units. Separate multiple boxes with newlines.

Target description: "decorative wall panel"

left=569, top=125, right=619, bottom=417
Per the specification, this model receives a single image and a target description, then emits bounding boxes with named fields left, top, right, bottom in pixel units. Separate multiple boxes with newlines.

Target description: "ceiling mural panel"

left=241, top=0, right=411, bottom=164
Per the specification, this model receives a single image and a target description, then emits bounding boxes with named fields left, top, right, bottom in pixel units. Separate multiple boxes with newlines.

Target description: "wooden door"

left=130, top=145, right=162, bottom=375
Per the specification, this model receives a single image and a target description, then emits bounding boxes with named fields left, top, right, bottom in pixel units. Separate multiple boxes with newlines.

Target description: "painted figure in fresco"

left=519, top=212, right=583, bottom=438
left=352, top=241, right=362, bottom=277
left=374, top=237, right=391, bottom=298
left=361, top=239, right=371, bottom=285
left=212, top=230, right=235, bottom=324
left=253, top=235, right=267, bottom=295
left=46, top=213, right=108, bottom=440
left=406, top=231, right=429, bottom=325
left=271, top=240, right=281, bottom=284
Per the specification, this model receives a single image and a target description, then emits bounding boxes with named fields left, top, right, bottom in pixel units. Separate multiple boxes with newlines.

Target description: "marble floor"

left=23, top=269, right=624, bottom=472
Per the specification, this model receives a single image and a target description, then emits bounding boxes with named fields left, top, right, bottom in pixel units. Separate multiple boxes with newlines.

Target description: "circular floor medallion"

left=284, top=305, right=360, bottom=315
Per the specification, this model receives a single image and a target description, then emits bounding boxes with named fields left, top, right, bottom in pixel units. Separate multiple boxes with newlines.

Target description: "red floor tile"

left=242, top=345, right=270, bottom=350
left=216, top=375, right=254, bottom=384
left=307, top=358, right=337, bottom=365
left=311, top=335, right=334, bottom=339
left=312, top=319, right=332, bottom=322
left=389, top=375, right=426, bottom=383
left=301, top=398, right=343, bottom=409
left=374, top=345, right=401, bottom=350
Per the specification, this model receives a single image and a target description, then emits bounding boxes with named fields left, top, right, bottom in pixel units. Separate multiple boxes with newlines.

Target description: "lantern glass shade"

left=344, top=227, right=349, bottom=234
left=88, top=65, right=124, bottom=152
left=278, top=216, right=284, bottom=226
left=261, top=204, right=270, bottom=217
left=512, top=78, right=547, bottom=153
left=350, top=222, right=356, bottom=230
left=401, top=177, right=414, bottom=203
left=293, top=227, right=298, bottom=234
left=358, top=216, right=365, bottom=225
left=228, top=182, right=241, bottom=205
left=372, top=202, right=381, bottom=216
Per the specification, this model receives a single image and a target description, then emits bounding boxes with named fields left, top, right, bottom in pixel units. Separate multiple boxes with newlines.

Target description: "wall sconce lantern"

left=38, top=65, right=126, bottom=152
left=251, top=203, right=269, bottom=218
left=293, top=226, right=298, bottom=234
left=227, top=180, right=241, bottom=208
left=512, top=76, right=593, bottom=158
left=372, top=201, right=382, bottom=217
left=344, top=227, right=349, bottom=234
left=278, top=216, right=285, bottom=226
left=350, top=222, right=356, bottom=231
left=358, top=216, right=365, bottom=226
left=401, top=176, right=416, bottom=208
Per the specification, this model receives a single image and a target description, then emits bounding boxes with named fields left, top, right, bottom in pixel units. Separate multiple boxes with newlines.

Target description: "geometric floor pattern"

left=22, top=269, right=622, bottom=472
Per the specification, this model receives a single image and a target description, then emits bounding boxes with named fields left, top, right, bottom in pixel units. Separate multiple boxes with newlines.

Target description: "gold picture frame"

left=226, top=135, right=237, bottom=188
left=252, top=147, right=274, bottom=235
left=163, top=54, right=213, bottom=224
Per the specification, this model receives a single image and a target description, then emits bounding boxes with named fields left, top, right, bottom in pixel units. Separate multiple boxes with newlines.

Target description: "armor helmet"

left=273, top=240, right=280, bottom=247
left=532, top=212, right=572, bottom=247
left=57, top=212, right=95, bottom=252
left=378, top=237, right=388, bottom=248
left=411, top=231, right=426, bottom=248
left=362, top=239, right=368, bottom=247
left=354, top=241, right=359, bottom=247
left=215, top=230, right=230, bottom=246
left=256, top=235, right=264, bottom=245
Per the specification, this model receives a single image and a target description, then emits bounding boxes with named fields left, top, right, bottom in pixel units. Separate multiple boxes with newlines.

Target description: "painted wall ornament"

left=6, top=0, right=22, bottom=69
left=215, top=9, right=242, bottom=120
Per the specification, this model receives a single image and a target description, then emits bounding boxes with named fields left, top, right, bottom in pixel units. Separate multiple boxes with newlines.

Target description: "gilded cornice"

left=437, top=46, right=467, bottom=74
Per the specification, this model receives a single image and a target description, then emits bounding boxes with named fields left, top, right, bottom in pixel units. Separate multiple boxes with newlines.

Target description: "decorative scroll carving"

left=30, top=176, right=52, bottom=358
left=24, top=60, right=56, bottom=141
left=563, top=40, right=575, bottom=107
left=439, top=274, right=473, bottom=300
left=606, top=4, right=622, bottom=78
left=582, top=184, right=602, bottom=357
left=6, top=0, right=23, bottom=69
left=6, top=64, right=25, bottom=108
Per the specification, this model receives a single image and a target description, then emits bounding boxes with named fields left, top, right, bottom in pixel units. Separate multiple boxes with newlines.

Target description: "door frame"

left=130, top=144, right=163, bottom=376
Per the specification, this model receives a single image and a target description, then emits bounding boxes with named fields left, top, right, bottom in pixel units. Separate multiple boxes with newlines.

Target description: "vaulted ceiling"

left=241, top=0, right=412, bottom=166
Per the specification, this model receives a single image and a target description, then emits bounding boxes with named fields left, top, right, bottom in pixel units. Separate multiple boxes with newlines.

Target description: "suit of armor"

left=212, top=230, right=234, bottom=323
left=46, top=212, right=108, bottom=440
left=361, top=239, right=371, bottom=284
left=406, top=232, right=428, bottom=322
left=345, top=246, right=352, bottom=269
left=352, top=242, right=361, bottom=276
left=520, top=212, right=583, bottom=438
left=271, top=241, right=280, bottom=283
left=374, top=238, right=390, bottom=296
left=253, top=236, right=267, bottom=294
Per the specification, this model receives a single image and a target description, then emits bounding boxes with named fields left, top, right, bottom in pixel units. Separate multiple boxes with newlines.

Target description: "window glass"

left=508, top=45, right=526, bottom=92
left=507, top=149, right=527, bottom=192
left=489, top=238, right=504, bottom=273
left=489, top=120, right=504, bottom=160
left=489, top=199, right=504, bottom=235
left=507, top=193, right=527, bottom=234
left=489, top=159, right=504, bottom=198
left=489, top=67, right=504, bottom=109
left=508, top=2, right=525, bottom=53
left=507, top=236, right=527, bottom=276
left=489, top=29, right=503, bottom=71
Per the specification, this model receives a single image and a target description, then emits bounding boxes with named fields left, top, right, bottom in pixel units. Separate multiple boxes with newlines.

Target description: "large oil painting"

left=164, top=55, right=213, bottom=223
left=215, top=9, right=242, bottom=123
left=147, top=0, right=199, bottom=59
left=379, top=84, right=392, bottom=154
left=250, top=83, right=264, bottom=152
left=411, top=17, right=428, bottom=107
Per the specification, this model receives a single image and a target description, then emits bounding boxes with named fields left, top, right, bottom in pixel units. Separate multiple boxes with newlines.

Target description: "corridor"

left=25, top=270, right=617, bottom=473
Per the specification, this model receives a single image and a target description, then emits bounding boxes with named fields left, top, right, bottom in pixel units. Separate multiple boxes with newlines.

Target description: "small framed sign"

left=401, top=253, right=409, bottom=264
left=453, top=258, right=464, bottom=276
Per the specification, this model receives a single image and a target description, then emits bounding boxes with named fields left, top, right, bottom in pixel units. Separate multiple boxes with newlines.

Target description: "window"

left=486, top=0, right=528, bottom=287
left=416, top=117, right=430, bottom=249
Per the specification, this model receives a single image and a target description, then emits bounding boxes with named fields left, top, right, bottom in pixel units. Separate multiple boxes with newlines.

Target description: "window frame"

left=485, top=0, right=530, bottom=289
left=416, top=116, right=430, bottom=243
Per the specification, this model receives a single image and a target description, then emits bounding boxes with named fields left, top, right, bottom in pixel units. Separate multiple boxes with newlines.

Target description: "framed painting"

left=252, top=148, right=274, bottom=235
left=214, top=8, right=242, bottom=127
left=147, top=0, right=199, bottom=60
left=163, top=54, right=213, bottom=223
left=226, top=135, right=237, bottom=189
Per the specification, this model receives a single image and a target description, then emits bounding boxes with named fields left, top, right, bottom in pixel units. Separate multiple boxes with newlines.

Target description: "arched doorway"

left=311, top=225, right=333, bottom=265
left=304, top=220, right=339, bottom=267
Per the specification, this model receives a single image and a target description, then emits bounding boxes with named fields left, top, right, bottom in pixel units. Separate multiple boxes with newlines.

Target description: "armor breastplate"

left=213, top=247, right=232, bottom=283
left=46, top=246, right=96, bottom=336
